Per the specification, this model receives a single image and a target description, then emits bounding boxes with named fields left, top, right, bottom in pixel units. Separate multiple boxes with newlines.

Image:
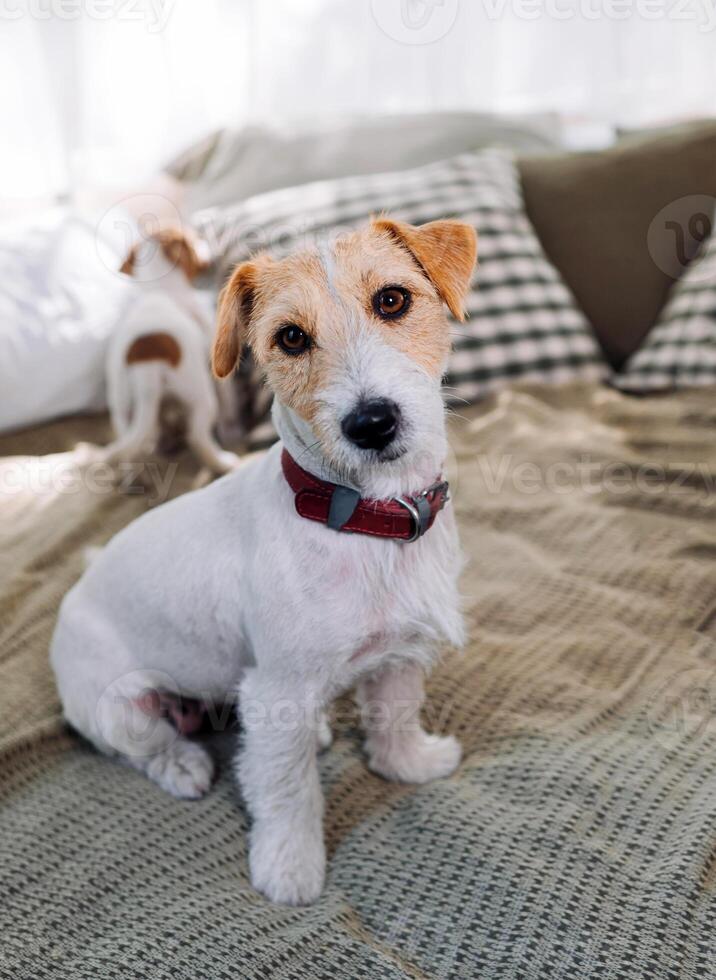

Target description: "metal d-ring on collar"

left=393, top=479, right=450, bottom=543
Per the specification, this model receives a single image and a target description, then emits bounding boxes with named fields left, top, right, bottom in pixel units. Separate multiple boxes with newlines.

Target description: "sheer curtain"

left=2, top=0, right=715, bottom=205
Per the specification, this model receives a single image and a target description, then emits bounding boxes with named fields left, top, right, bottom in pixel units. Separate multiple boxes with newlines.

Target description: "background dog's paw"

left=192, top=452, right=242, bottom=489
left=249, top=827, right=325, bottom=905
left=367, top=732, right=461, bottom=784
left=206, top=450, right=242, bottom=477
left=73, top=441, right=105, bottom=465
left=145, top=740, right=215, bottom=800
left=191, top=467, right=214, bottom=490
left=217, top=450, right=243, bottom=473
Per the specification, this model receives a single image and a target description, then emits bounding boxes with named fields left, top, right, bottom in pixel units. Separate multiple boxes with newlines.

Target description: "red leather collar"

left=281, top=448, right=449, bottom=542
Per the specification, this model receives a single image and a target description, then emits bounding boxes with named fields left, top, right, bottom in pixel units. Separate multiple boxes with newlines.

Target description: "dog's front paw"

left=366, top=732, right=461, bottom=784
left=249, top=824, right=325, bottom=905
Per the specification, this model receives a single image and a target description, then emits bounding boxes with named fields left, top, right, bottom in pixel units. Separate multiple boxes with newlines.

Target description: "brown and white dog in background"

left=98, top=227, right=239, bottom=474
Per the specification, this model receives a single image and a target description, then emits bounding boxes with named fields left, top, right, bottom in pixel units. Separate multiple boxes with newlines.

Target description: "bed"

left=2, top=382, right=715, bottom=978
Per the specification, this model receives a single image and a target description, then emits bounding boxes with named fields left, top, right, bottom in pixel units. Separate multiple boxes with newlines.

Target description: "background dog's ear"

left=373, top=218, right=478, bottom=321
left=119, top=245, right=138, bottom=276
left=156, top=227, right=209, bottom=282
left=212, top=259, right=265, bottom=378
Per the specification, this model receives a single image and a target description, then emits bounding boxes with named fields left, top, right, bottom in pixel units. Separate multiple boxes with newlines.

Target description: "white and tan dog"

left=101, top=227, right=239, bottom=475
left=50, top=217, right=477, bottom=905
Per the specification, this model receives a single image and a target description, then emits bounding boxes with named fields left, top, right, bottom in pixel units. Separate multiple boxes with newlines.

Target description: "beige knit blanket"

left=1, top=383, right=715, bottom=979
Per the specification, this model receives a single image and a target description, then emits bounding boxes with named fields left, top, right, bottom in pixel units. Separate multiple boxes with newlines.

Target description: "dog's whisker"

left=294, top=440, right=323, bottom=468
left=442, top=391, right=471, bottom=406
left=446, top=410, right=471, bottom=424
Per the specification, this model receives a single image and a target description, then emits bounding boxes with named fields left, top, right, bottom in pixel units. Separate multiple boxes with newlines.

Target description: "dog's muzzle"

left=341, top=399, right=400, bottom=453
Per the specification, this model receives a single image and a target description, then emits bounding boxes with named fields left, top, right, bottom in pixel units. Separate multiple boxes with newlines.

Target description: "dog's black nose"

left=341, top=399, right=400, bottom=452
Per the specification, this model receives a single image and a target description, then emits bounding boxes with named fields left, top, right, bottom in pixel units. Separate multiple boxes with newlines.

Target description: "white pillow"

left=0, top=209, right=130, bottom=434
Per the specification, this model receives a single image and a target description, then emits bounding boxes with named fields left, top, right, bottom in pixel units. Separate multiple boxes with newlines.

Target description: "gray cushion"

left=167, top=111, right=562, bottom=212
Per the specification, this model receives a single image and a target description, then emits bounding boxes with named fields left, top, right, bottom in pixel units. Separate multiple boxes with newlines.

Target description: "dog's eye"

left=276, top=324, right=311, bottom=355
left=374, top=286, right=410, bottom=319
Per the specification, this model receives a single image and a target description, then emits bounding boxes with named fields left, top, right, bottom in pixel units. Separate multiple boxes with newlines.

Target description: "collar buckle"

left=393, top=480, right=450, bottom=543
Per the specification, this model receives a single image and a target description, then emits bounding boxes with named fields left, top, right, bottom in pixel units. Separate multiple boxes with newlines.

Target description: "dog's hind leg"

left=107, top=362, right=132, bottom=437
left=186, top=400, right=240, bottom=475
left=100, top=363, right=163, bottom=466
left=58, top=664, right=215, bottom=800
left=101, top=695, right=214, bottom=800
left=126, top=720, right=215, bottom=800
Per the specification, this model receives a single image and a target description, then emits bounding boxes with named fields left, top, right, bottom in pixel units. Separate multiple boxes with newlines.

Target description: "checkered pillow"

left=616, top=229, right=716, bottom=392
left=194, top=150, right=606, bottom=446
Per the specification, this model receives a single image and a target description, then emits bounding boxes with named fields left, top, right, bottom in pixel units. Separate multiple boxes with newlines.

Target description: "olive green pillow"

left=518, top=122, right=716, bottom=369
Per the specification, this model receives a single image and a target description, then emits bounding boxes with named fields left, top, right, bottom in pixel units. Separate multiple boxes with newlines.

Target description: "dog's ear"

left=212, top=259, right=267, bottom=378
left=156, top=227, right=209, bottom=282
left=373, top=218, right=477, bottom=321
left=119, top=245, right=138, bottom=276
